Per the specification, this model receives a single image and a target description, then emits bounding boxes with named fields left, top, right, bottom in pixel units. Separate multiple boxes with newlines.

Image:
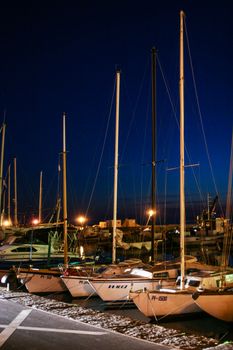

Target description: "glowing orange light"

left=3, top=220, right=10, bottom=226
left=32, top=218, right=39, bottom=225
left=76, top=216, right=86, bottom=225
left=147, top=209, right=156, bottom=217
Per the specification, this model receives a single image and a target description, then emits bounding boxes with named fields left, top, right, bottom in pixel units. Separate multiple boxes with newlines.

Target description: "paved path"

left=0, top=298, right=172, bottom=350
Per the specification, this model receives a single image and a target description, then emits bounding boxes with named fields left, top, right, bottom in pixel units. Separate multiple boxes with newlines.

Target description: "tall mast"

left=13, top=157, right=18, bottom=226
left=112, top=70, right=120, bottom=264
left=7, top=164, right=11, bottom=224
left=62, top=113, right=68, bottom=267
left=0, top=123, right=6, bottom=225
left=221, top=128, right=233, bottom=270
left=151, top=47, right=156, bottom=265
left=225, top=128, right=233, bottom=222
left=38, top=171, right=43, bottom=223
left=179, top=10, right=185, bottom=290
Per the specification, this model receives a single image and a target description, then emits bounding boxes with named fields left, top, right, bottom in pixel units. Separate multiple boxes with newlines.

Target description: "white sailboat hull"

left=192, top=291, right=233, bottom=322
left=18, top=271, right=67, bottom=293
left=61, top=261, right=151, bottom=298
left=130, top=289, right=202, bottom=318
left=89, top=278, right=174, bottom=302
left=61, top=275, right=96, bottom=297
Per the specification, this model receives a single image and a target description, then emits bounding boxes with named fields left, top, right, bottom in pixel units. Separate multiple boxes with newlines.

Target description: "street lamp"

left=32, top=218, right=39, bottom=225
left=146, top=209, right=156, bottom=226
left=3, top=220, right=11, bottom=227
left=76, top=215, right=86, bottom=230
left=75, top=216, right=87, bottom=259
left=29, top=218, right=39, bottom=260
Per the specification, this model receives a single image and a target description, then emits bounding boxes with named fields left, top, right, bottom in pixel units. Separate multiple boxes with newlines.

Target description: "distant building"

left=99, top=219, right=138, bottom=228
left=215, top=217, right=227, bottom=234
left=106, top=220, right=122, bottom=228
left=99, top=221, right=107, bottom=229
left=123, top=218, right=137, bottom=227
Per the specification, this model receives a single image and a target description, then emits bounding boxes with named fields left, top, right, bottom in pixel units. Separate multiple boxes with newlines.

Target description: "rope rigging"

left=184, top=16, right=224, bottom=217
left=84, top=76, right=116, bottom=219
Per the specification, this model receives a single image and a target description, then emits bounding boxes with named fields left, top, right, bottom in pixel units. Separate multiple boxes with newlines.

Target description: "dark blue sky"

left=1, top=1, right=232, bottom=225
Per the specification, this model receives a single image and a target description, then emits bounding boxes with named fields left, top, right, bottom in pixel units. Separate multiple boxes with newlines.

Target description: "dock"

left=0, top=293, right=172, bottom=350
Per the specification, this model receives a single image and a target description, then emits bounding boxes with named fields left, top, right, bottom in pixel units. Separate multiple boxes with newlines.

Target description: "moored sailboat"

left=88, top=255, right=207, bottom=302
left=130, top=11, right=204, bottom=319
left=87, top=53, right=180, bottom=302
left=192, top=289, right=233, bottom=322
left=60, top=71, right=152, bottom=298
left=16, top=113, right=72, bottom=293
left=87, top=47, right=210, bottom=303
left=61, top=259, right=146, bottom=298
left=192, top=130, right=233, bottom=322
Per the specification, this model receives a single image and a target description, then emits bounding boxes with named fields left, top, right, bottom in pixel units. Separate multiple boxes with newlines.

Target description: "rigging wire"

left=184, top=16, right=224, bottom=216
left=119, top=59, right=151, bottom=224
left=84, top=77, right=116, bottom=219
left=140, top=78, right=150, bottom=225
left=47, top=154, right=62, bottom=223
left=221, top=128, right=233, bottom=268
left=120, top=59, right=150, bottom=162
left=157, top=55, right=205, bottom=210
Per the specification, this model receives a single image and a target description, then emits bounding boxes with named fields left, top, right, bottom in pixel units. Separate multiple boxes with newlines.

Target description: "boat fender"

left=192, top=291, right=200, bottom=300
left=1, top=272, right=13, bottom=284
left=1, top=271, right=18, bottom=290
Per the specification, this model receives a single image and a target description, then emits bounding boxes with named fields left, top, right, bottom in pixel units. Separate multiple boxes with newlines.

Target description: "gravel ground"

left=0, top=287, right=233, bottom=350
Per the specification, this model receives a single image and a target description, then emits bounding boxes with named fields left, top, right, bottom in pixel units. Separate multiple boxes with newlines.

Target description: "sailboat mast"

left=221, top=128, right=233, bottom=270
left=13, top=157, right=18, bottom=226
left=7, top=164, right=11, bottom=224
left=112, top=70, right=120, bottom=264
left=62, top=113, right=68, bottom=267
left=0, top=123, right=6, bottom=225
left=180, top=10, right=185, bottom=290
left=38, top=171, right=43, bottom=223
left=151, top=47, right=156, bottom=265
left=225, top=128, right=233, bottom=221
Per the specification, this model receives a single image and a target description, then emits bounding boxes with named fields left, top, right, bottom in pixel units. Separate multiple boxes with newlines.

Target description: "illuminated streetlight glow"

left=146, top=209, right=156, bottom=226
left=76, top=216, right=86, bottom=226
left=147, top=209, right=156, bottom=217
left=32, top=218, right=39, bottom=225
left=3, top=220, right=11, bottom=226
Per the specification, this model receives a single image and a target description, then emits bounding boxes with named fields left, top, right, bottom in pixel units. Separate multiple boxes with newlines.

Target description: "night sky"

left=1, top=1, right=232, bottom=226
